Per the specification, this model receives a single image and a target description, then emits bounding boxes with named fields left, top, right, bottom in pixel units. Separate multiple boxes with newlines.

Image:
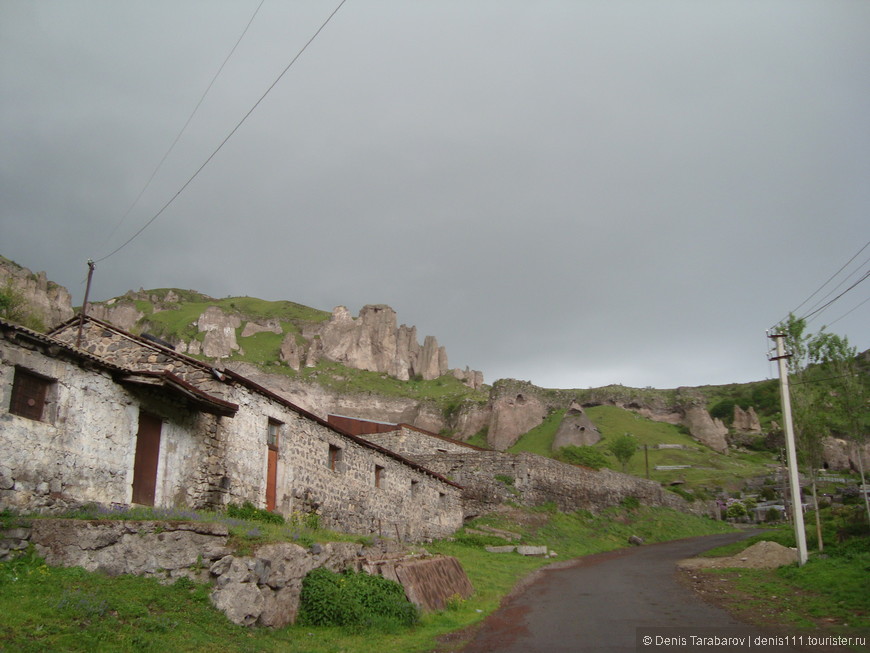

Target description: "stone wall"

left=1, top=520, right=473, bottom=628
left=360, top=425, right=484, bottom=458
left=413, top=450, right=702, bottom=518
left=0, top=331, right=217, bottom=512
left=220, top=388, right=463, bottom=542
left=47, top=318, right=463, bottom=542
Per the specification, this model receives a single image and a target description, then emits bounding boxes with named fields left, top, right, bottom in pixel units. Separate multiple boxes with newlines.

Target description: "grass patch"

left=507, top=409, right=565, bottom=456
left=0, top=506, right=734, bottom=652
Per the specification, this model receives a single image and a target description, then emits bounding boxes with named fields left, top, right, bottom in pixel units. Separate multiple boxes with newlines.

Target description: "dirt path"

left=459, top=532, right=825, bottom=653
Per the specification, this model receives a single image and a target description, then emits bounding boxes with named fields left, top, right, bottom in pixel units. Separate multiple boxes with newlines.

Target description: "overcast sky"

left=2, top=1, right=868, bottom=390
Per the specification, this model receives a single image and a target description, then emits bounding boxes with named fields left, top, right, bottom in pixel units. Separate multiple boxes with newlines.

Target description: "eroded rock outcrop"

left=681, top=405, right=729, bottom=453
left=551, top=402, right=601, bottom=450
left=306, top=305, right=469, bottom=383
left=487, top=380, right=549, bottom=451
left=0, top=257, right=74, bottom=328
left=197, top=306, right=242, bottom=359
left=732, top=405, right=762, bottom=434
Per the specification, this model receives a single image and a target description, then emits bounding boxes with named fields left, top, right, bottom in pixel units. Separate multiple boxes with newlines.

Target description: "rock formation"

left=732, top=405, right=762, bottom=434
left=0, top=257, right=74, bottom=329
left=307, top=305, right=457, bottom=382
left=551, top=402, right=601, bottom=450
left=680, top=405, right=729, bottom=453
left=487, top=380, right=549, bottom=451
left=197, top=306, right=242, bottom=359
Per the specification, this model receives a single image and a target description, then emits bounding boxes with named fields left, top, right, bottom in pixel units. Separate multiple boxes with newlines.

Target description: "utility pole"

left=768, top=332, right=808, bottom=566
left=75, top=260, right=96, bottom=349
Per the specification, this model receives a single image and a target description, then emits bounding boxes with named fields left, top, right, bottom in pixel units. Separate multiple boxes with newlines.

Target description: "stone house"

left=1, top=317, right=463, bottom=541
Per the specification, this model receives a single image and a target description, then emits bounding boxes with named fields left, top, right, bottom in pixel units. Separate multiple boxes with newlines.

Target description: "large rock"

left=309, top=305, right=475, bottom=384
left=551, top=402, right=601, bottom=450
left=0, top=257, right=74, bottom=328
left=87, top=301, right=145, bottom=332
left=487, top=381, right=549, bottom=451
left=31, top=520, right=230, bottom=578
left=210, top=582, right=265, bottom=626
left=822, top=436, right=870, bottom=472
left=732, top=405, right=762, bottom=433
left=197, top=306, right=242, bottom=358
left=681, top=405, right=728, bottom=453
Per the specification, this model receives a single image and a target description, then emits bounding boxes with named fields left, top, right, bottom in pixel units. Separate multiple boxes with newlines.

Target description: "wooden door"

left=266, top=448, right=278, bottom=512
left=132, top=412, right=162, bottom=506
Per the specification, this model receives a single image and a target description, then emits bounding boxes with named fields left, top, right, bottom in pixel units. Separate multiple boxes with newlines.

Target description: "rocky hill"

left=2, top=255, right=867, bottom=471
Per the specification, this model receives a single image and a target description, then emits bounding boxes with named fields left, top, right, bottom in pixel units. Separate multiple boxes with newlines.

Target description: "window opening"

left=374, top=465, right=385, bottom=488
left=327, top=445, right=343, bottom=472
left=267, top=419, right=281, bottom=449
left=9, top=367, right=53, bottom=422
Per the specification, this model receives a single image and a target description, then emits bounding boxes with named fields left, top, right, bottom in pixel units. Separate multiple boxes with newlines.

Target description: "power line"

left=803, top=269, right=870, bottom=324
left=96, top=0, right=266, bottom=254
left=772, top=239, right=870, bottom=329
left=800, top=253, right=870, bottom=320
left=826, top=294, right=870, bottom=328
left=95, top=0, right=348, bottom=264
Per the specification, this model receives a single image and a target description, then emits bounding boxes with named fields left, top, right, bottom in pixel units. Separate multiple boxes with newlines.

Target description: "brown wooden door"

left=132, top=412, right=162, bottom=506
left=266, top=447, right=278, bottom=512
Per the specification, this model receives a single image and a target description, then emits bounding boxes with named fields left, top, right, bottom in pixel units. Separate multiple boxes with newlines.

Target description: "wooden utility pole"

left=768, top=332, right=808, bottom=566
left=75, top=260, right=95, bottom=348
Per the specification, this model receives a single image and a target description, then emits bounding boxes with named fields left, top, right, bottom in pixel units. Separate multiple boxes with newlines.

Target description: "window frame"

left=267, top=418, right=282, bottom=450
left=327, top=444, right=343, bottom=472
left=9, top=366, right=54, bottom=422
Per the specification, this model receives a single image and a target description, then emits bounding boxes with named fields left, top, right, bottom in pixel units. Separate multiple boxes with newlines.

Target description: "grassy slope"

left=508, top=404, right=780, bottom=494
left=0, top=505, right=733, bottom=653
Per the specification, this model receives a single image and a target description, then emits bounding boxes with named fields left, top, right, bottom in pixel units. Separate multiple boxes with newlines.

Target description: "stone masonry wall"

left=414, top=450, right=701, bottom=518
left=360, top=426, right=481, bottom=458
left=50, top=319, right=463, bottom=542
left=0, top=335, right=221, bottom=513
left=1, top=520, right=474, bottom=628
left=220, top=388, right=462, bottom=541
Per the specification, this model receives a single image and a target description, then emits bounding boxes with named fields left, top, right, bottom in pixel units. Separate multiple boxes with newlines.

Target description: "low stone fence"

left=0, top=520, right=473, bottom=628
left=414, top=450, right=711, bottom=517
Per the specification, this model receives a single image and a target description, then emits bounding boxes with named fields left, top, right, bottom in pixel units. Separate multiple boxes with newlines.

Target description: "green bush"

left=555, top=446, right=609, bottom=470
left=297, top=568, right=418, bottom=631
left=225, top=501, right=284, bottom=525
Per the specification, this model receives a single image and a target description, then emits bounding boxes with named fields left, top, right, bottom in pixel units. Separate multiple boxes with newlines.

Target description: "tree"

left=0, top=281, right=44, bottom=331
left=807, top=328, right=870, bottom=528
left=777, top=315, right=870, bottom=550
left=607, top=433, right=637, bottom=473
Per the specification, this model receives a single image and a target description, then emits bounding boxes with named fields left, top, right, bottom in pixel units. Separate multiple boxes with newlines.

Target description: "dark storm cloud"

left=2, top=1, right=868, bottom=389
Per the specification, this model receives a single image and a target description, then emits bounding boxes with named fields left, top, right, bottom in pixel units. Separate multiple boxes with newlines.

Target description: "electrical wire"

left=96, top=0, right=266, bottom=254
left=801, top=253, right=870, bottom=320
left=826, top=295, right=870, bottom=328
left=772, top=239, right=870, bottom=328
left=94, top=0, right=348, bottom=264
left=802, top=269, right=870, bottom=324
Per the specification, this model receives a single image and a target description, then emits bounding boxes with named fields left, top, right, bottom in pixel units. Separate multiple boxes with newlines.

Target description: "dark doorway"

left=132, top=412, right=162, bottom=506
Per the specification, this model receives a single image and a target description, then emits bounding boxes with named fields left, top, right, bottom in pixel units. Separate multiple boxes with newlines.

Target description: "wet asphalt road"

left=460, top=532, right=812, bottom=653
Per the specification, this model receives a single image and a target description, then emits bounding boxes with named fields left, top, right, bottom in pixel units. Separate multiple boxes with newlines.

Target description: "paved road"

left=461, top=532, right=812, bottom=653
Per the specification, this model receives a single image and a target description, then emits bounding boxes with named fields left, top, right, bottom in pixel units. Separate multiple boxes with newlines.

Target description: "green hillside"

left=508, top=404, right=781, bottom=496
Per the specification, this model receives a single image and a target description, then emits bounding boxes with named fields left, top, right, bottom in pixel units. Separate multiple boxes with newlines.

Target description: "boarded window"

left=327, top=445, right=343, bottom=472
left=374, top=465, right=385, bottom=488
left=9, top=367, right=53, bottom=422
left=267, top=419, right=281, bottom=449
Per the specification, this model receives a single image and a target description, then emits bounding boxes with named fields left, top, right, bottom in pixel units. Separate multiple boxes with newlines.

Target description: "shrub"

left=225, top=501, right=284, bottom=525
left=555, top=446, right=608, bottom=470
left=297, top=568, right=418, bottom=631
